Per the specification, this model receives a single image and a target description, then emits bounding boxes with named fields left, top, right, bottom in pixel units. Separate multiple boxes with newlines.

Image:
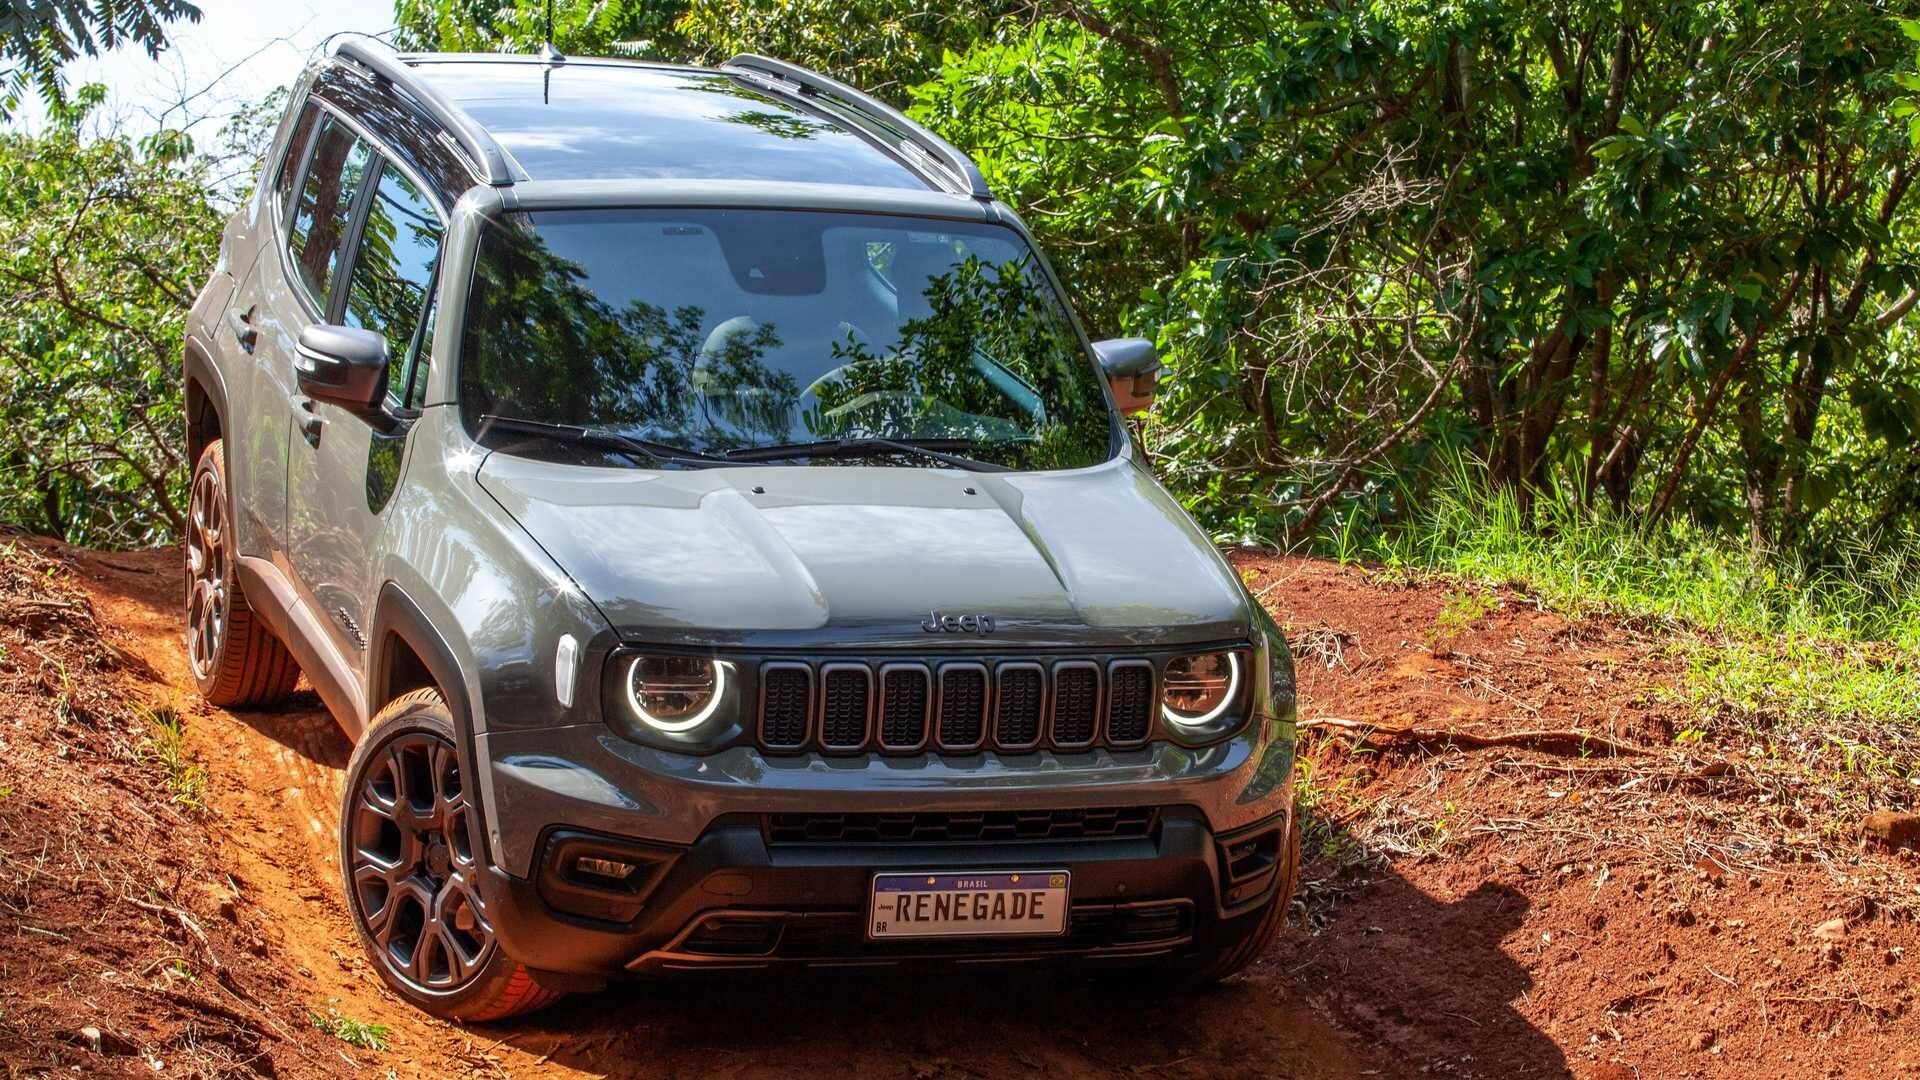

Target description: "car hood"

left=475, top=453, right=1251, bottom=647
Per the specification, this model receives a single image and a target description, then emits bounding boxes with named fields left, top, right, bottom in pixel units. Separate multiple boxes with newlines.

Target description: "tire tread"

left=192, top=440, right=302, bottom=709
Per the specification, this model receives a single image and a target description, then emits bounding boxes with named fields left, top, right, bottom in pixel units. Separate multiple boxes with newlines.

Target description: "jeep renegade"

left=183, top=36, right=1299, bottom=1019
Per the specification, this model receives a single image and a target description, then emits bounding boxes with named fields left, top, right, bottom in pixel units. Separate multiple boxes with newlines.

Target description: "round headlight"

left=626, top=655, right=727, bottom=732
left=1161, top=651, right=1240, bottom=726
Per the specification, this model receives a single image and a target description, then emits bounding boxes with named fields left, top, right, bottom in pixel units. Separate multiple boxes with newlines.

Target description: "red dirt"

left=4, top=538, right=1917, bottom=1077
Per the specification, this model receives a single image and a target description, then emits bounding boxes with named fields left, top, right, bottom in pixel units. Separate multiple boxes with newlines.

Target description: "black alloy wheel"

left=346, top=730, right=496, bottom=992
left=184, top=464, right=228, bottom=682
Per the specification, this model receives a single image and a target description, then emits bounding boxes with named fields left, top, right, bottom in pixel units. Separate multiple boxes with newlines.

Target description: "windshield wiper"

left=475, top=415, right=736, bottom=469
left=723, top=437, right=1012, bottom=473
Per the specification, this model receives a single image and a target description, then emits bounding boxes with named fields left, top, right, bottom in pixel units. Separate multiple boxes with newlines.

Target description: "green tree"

left=0, top=0, right=201, bottom=118
left=0, top=86, right=221, bottom=544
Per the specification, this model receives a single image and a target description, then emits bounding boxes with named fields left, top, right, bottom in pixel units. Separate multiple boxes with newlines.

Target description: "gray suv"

left=183, top=36, right=1299, bottom=1020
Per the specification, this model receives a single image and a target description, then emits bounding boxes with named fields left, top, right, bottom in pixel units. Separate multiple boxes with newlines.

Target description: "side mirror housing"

left=295, top=324, right=388, bottom=415
left=1093, top=338, right=1165, bottom=415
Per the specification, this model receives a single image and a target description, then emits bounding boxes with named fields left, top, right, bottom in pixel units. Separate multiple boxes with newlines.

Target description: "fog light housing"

left=538, top=830, right=678, bottom=924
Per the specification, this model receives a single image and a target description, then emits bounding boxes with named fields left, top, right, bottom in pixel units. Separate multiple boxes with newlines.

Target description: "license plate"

left=868, top=870, right=1070, bottom=940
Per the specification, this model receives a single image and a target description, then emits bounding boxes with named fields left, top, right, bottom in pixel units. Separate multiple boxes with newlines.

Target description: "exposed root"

left=1300, top=715, right=1652, bottom=758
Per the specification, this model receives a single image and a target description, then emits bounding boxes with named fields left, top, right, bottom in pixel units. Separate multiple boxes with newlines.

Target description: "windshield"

left=457, top=208, right=1115, bottom=470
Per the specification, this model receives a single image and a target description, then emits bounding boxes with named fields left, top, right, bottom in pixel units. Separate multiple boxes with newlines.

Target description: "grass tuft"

left=139, top=705, right=208, bottom=812
left=309, top=1008, right=390, bottom=1052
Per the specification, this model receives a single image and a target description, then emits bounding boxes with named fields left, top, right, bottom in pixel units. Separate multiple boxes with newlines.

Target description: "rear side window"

left=287, top=113, right=373, bottom=311
left=343, top=163, right=443, bottom=408
left=272, top=103, right=319, bottom=213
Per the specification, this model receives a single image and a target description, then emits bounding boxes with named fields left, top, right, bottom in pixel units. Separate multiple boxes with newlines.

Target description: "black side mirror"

left=1093, top=338, right=1165, bottom=415
left=295, top=324, right=388, bottom=415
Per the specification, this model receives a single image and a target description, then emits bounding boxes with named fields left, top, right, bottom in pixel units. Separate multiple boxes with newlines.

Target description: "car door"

left=285, top=152, right=445, bottom=662
left=221, top=99, right=325, bottom=558
left=243, top=108, right=376, bottom=564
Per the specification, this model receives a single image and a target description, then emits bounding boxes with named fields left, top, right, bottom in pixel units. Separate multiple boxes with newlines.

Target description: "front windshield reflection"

left=457, top=208, right=1115, bottom=471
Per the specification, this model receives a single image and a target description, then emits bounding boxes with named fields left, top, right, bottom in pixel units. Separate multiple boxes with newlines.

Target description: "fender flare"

left=182, top=334, right=228, bottom=446
left=367, top=580, right=498, bottom=869
left=368, top=580, right=474, bottom=736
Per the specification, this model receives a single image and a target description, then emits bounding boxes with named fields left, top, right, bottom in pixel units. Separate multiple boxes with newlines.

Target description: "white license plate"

left=868, top=870, right=1070, bottom=940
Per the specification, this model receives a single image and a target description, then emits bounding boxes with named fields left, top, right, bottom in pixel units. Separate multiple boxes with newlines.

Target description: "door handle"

left=228, top=306, right=258, bottom=354
left=296, top=395, right=323, bottom=447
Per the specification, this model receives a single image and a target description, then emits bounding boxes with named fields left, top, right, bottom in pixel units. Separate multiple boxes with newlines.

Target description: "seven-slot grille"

left=757, top=658, right=1171, bottom=755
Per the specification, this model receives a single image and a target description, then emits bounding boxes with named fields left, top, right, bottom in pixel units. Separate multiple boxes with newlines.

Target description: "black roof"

left=402, top=58, right=934, bottom=190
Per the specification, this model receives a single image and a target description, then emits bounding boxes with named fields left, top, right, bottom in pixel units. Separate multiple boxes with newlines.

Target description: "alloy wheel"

left=347, top=732, right=495, bottom=992
left=185, top=467, right=228, bottom=681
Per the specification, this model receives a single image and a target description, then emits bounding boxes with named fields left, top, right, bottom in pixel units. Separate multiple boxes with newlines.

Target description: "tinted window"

left=459, top=209, right=1114, bottom=471
left=273, top=103, right=319, bottom=212
left=343, top=164, right=442, bottom=407
left=288, top=113, right=373, bottom=311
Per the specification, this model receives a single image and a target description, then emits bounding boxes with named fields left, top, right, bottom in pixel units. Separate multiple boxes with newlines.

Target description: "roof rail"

left=722, top=53, right=991, bottom=202
left=330, top=34, right=515, bottom=187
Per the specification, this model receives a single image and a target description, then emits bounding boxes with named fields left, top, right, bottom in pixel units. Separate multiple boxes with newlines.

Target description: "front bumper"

left=474, top=722, right=1296, bottom=879
left=474, top=805, right=1293, bottom=978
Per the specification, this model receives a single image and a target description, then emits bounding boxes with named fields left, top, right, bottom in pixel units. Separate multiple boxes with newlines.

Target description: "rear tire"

left=341, top=688, right=566, bottom=1022
left=185, top=440, right=301, bottom=707
left=1184, top=812, right=1301, bottom=984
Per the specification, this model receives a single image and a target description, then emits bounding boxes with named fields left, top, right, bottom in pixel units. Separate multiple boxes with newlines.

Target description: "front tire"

left=340, top=688, right=564, bottom=1021
left=185, top=440, right=300, bottom=707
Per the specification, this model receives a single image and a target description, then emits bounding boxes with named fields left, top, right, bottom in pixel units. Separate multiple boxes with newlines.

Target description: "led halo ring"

left=626, top=656, right=729, bottom=733
left=1160, top=651, right=1241, bottom=727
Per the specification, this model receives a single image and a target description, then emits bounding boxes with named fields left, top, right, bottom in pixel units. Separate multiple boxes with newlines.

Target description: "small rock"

left=69, top=1026, right=137, bottom=1056
left=1812, top=917, right=1847, bottom=942
left=1690, top=1031, right=1715, bottom=1052
left=1862, top=811, right=1920, bottom=851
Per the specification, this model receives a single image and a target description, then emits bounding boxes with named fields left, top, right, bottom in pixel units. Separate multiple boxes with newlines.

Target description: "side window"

left=272, top=103, right=319, bottom=214
left=287, top=113, right=373, bottom=312
left=343, top=164, right=444, bottom=408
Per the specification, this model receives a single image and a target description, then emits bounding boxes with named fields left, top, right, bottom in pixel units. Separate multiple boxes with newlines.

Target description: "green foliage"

left=308, top=1007, right=390, bottom=1052
left=0, top=0, right=201, bottom=118
left=675, top=0, right=1920, bottom=557
left=393, top=0, right=687, bottom=56
left=0, top=87, right=225, bottom=545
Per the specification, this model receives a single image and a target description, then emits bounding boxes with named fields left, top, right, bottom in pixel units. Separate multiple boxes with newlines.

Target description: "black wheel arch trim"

left=368, top=580, right=499, bottom=873
left=182, top=334, right=229, bottom=491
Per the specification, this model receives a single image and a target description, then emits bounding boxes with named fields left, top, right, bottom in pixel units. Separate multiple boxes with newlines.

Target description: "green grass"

left=139, top=705, right=208, bottom=812
left=309, top=1008, right=390, bottom=1052
left=1351, top=458, right=1920, bottom=741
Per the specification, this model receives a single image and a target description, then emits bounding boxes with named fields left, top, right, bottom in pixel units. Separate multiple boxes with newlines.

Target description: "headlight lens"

left=625, top=655, right=727, bottom=732
left=1161, top=651, right=1240, bottom=726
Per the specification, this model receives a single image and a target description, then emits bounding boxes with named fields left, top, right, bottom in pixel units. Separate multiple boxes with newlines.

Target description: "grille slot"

left=818, top=665, right=871, bottom=750
left=936, top=664, right=988, bottom=749
left=1050, top=663, right=1099, bottom=747
left=765, top=806, right=1157, bottom=844
left=878, top=664, right=931, bottom=749
left=751, top=652, right=1199, bottom=754
left=994, top=663, right=1045, bottom=749
left=1106, top=661, right=1154, bottom=745
left=758, top=664, right=812, bottom=749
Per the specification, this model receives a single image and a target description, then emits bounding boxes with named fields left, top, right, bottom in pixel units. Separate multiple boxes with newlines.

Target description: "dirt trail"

left=12, top=540, right=1918, bottom=1078
left=51, top=543, right=1403, bottom=1079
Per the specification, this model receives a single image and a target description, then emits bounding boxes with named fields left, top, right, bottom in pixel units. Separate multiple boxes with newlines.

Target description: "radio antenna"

left=538, top=0, right=565, bottom=64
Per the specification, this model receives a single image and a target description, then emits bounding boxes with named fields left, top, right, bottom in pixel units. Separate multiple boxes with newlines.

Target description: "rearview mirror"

left=295, top=324, right=388, bottom=415
left=1093, top=338, right=1165, bottom=415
